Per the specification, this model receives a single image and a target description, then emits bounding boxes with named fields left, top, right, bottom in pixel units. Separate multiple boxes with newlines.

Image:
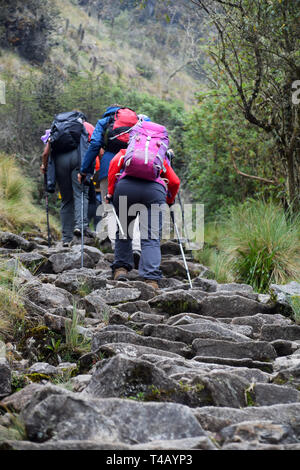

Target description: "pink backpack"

left=119, top=120, right=169, bottom=184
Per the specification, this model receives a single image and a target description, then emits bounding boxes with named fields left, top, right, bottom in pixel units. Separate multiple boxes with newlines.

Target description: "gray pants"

left=55, top=149, right=89, bottom=243
left=112, top=177, right=167, bottom=280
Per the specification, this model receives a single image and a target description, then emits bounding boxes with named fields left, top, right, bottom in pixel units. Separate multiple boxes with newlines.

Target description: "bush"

left=0, top=260, right=26, bottom=341
left=0, top=153, right=60, bottom=234
left=222, top=200, right=300, bottom=292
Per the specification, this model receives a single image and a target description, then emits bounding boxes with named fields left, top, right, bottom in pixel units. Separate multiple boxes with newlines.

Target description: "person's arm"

left=164, top=163, right=180, bottom=205
left=40, top=141, right=50, bottom=174
left=80, top=118, right=108, bottom=175
left=106, top=150, right=125, bottom=202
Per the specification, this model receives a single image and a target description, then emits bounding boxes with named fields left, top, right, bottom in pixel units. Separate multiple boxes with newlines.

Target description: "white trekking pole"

left=111, top=204, right=125, bottom=238
left=81, top=184, right=84, bottom=268
left=170, top=209, right=193, bottom=289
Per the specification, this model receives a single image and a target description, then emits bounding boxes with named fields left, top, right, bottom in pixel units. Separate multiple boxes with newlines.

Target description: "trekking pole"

left=167, top=149, right=191, bottom=250
left=111, top=204, right=125, bottom=238
left=44, top=173, right=51, bottom=248
left=170, top=209, right=193, bottom=289
left=80, top=183, right=84, bottom=269
left=177, top=190, right=191, bottom=250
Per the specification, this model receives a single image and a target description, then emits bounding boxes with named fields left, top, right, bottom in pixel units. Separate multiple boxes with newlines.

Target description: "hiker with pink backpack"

left=106, top=117, right=181, bottom=289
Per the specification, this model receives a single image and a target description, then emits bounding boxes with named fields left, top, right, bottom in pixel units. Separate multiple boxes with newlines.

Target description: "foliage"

left=0, top=153, right=60, bottom=235
left=0, top=0, right=60, bottom=63
left=65, top=303, right=91, bottom=355
left=184, top=87, right=282, bottom=218
left=187, top=0, right=300, bottom=209
left=287, top=295, right=300, bottom=325
left=222, top=200, right=300, bottom=292
left=195, top=199, right=300, bottom=292
left=0, top=260, right=25, bottom=341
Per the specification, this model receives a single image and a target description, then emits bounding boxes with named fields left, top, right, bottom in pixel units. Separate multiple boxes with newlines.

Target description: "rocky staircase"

left=0, top=231, right=300, bottom=450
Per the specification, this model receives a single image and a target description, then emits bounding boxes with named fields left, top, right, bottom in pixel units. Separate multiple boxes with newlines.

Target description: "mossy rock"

left=25, top=373, right=51, bottom=383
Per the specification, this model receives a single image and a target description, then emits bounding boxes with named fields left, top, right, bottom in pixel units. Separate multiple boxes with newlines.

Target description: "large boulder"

left=78, top=291, right=123, bottom=321
left=0, top=231, right=35, bottom=251
left=48, top=247, right=97, bottom=273
left=21, top=281, right=73, bottom=310
left=21, top=385, right=207, bottom=444
left=149, top=290, right=200, bottom=315
left=54, top=269, right=106, bottom=294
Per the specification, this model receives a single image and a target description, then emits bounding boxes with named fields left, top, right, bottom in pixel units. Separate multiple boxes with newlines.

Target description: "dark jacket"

left=80, top=106, right=120, bottom=180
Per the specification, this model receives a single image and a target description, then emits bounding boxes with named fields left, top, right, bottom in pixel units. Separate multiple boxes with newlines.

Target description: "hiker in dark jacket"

left=41, top=113, right=91, bottom=246
left=78, top=105, right=122, bottom=249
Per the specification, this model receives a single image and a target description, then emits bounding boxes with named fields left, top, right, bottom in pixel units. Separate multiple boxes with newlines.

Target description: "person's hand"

left=166, top=149, right=175, bottom=161
left=40, top=164, right=46, bottom=174
left=105, top=194, right=113, bottom=204
left=78, top=173, right=85, bottom=184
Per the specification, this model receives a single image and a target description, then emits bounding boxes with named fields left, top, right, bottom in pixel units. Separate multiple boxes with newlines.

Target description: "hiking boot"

left=133, top=250, right=141, bottom=270
left=114, top=267, right=129, bottom=281
left=144, top=279, right=159, bottom=290
left=74, top=227, right=81, bottom=237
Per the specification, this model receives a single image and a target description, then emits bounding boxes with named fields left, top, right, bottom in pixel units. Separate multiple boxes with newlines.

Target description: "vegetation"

left=0, top=260, right=26, bottom=341
left=287, top=296, right=300, bottom=325
left=194, top=200, right=300, bottom=292
left=0, top=153, right=60, bottom=235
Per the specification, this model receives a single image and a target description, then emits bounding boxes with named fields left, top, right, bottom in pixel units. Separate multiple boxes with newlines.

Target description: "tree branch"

left=230, top=151, right=281, bottom=185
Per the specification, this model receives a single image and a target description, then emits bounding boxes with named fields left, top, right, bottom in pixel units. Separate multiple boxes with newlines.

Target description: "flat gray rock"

left=48, top=248, right=95, bottom=273
left=193, top=403, right=300, bottom=437
left=149, top=290, right=200, bottom=314
left=192, top=338, right=277, bottom=362
left=220, top=420, right=298, bottom=446
left=96, top=342, right=183, bottom=360
left=22, top=385, right=207, bottom=444
left=260, top=324, right=300, bottom=342
left=197, top=295, right=272, bottom=318
left=91, top=329, right=190, bottom=358
left=54, top=269, right=106, bottom=294
left=22, top=281, right=73, bottom=310
left=245, top=383, right=300, bottom=406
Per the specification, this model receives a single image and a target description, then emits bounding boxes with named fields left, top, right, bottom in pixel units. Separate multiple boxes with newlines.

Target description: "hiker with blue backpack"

left=78, top=105, right=142, bottom=260
left=106, top=117, right=180, bottom=289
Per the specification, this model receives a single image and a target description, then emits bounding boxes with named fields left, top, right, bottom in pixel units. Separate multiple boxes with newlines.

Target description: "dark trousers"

left=55, top=150, right=89, bottom=242
left=111, top=177, right=167, bottom=280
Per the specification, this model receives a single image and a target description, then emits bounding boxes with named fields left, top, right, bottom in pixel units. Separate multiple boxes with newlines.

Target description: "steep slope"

left=0, top=0, right=200, bottom=107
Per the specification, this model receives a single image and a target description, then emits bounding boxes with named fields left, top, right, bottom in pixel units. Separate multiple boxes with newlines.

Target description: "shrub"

left=0, top=260, right=25, bottom=340
left=287, top=296, right=300, bottom=325
left=0, top=153, right=59, bottom=234
left=222, top=200, right=300, bottom=292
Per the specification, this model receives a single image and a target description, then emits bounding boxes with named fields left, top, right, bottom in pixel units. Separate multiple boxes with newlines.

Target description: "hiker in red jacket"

left=106, top=137, right=180, bottom=289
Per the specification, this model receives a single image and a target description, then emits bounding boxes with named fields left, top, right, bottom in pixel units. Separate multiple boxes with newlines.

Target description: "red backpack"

left=104, top=107, right=138, bottom=153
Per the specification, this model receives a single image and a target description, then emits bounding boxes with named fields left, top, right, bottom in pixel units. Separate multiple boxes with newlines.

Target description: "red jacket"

left=107, top=149, right=180, bottom=205
left=84, top=122, right=100, bottom=172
